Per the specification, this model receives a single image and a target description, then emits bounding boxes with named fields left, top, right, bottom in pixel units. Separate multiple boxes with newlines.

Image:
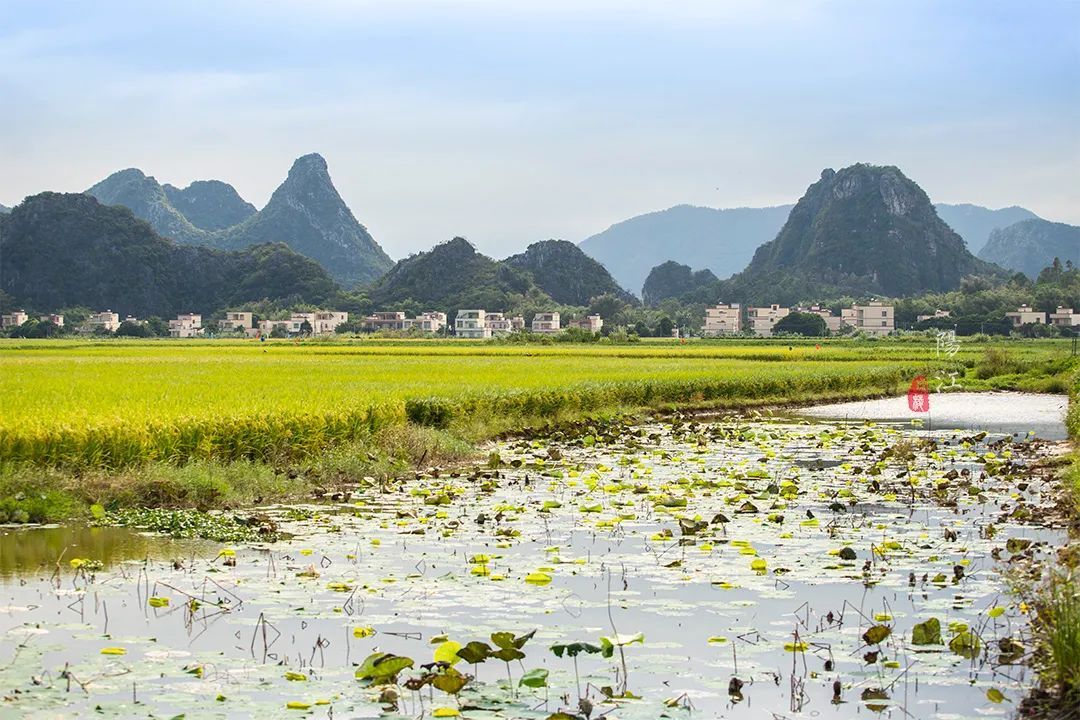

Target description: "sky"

left=2, top=0, right=1078, bottom=259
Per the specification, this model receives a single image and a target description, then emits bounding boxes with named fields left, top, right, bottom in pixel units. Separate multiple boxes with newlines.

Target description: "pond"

left=0, top=405, right=1069, bottom=719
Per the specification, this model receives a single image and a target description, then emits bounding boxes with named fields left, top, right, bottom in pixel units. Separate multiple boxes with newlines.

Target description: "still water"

left=0, top=398, right=1068, bottom=719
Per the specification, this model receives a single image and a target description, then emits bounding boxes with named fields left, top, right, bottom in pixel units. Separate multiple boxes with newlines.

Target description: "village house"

left=364, top=311, right=409, bottom=332
left=1005, top=304, right=1046, bottom=327
left=531, top=312, right=561, bottom=334
left=39, top=313, right=64, bottom=327
left=702, top=303, right=741, bottom=335
left=86, top=310, right=121, bottom=333
left=746, top=304, right=790, bottom=337
left=455, top=309, right=491, bottom=338
left=1048, top=306, right=1079, bottom=327
left=413, top=311, right=448, bottom=334
left=917, top=309, right=952, bottom=323
left=312, top=311, right=348, bottom=335
left=169, top=313, right=203, bottom=338
left=569, top=315, right=603, bottom=333
left=1, top=310, right=28, bottom=329
left=796, top=305, right=846, bottom=334
left=218, top=311, right=254, bottom=333
left=844, top=302, right=895, bottom=336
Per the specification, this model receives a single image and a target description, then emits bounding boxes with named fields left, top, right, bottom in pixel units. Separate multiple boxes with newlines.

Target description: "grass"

left=0, top=337, right=1073, bottom=522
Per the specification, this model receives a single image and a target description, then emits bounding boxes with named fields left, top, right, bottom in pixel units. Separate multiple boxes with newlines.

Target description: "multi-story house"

left=846, top=302, right=895, bottom=336
left=485, top=312, right=512, bottom=336
left=39, top=313, right=64, bottom=327
left=1, top=310, right=28, bottom=329
left=1048, top=306, right=1079, bottom=327
left=570, top=315, right=603, bottom=333
left=746, top=304, right=790, bottom=337
left=169, top=313, right=203, bottom=338
left=364, top=311, right=410, bottom=332
left=455, top=310, right=491, bottom=339
left=312, top=311, right=348, bottom=335
left=1005, top=304, right=1046, bottom=327
left=531, top=312, right=561, bottom=334
left=218, top=311, right=254, bottom=333
left=413, top=312, right=447, bottom=334
left=86, top=311, right=121, bottom=333
left=796, top=305, right=845, bottom=333
left=703, top=304, right=741, bottom=335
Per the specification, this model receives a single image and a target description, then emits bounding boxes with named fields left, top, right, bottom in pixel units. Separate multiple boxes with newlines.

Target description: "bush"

left=405, top=398, right=455, bottom=429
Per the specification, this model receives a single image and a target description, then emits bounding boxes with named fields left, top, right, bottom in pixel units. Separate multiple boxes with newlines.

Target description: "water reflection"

left=0, top=524, right=201, bottom=577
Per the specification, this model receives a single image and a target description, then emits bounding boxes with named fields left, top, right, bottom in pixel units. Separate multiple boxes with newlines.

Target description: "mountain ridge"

left=85, top=154, right=393, bottom=288
left=978, top=218, right=1080, bottom=279
left=0, top=192, right=338, bottom=318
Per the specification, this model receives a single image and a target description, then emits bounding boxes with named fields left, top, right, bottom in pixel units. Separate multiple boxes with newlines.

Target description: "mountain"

left=368, top=237, right=547, bottom=318
left=87, top=168, right=210, bottom=245
left=977, top=219, right=1080, bottom=279
left=935, top=203, right=1040, bottom=254
left=0, top=193, right=337, bottom=317
left=642, top=261, right=718, bottom=306
left=578, top=204, right=793, bottom=295
left=503, top=240, right=635, bottom=305
left=86, top=154, right=393, bottom=288
left=0, top=203, right=10, bottom=214
left=217, top=154, right=393, bottom=287
left=708, top=165, right=1005, bottom=305
left=162, top=180, right=256, bottom=231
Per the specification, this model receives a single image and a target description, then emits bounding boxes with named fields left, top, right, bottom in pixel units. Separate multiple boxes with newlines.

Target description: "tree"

left=299, top=319, right=313, bottom=336
left=116, top=320, right=152, bottom=338
left=657, top=317, right=674, bottom=337
left=270, top=325, right=289, bottom=339
left=774, top=312, right=827, bottom=337
left=145, top=316, right=170, bottom=337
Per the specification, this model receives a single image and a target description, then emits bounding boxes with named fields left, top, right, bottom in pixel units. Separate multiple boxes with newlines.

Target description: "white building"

left=746, top=304, right=790, bottom=337
left=455, top=309, right=491, bottom=339
left=413, top=311, right=447, bottom=334
left=917, top=309, right=952, bottom=323
left=703, top=303, right=741, bottom=335
left=1005, top=304, right=1046, bottom=327
left=531, top=312, right=561, bottom=334
left=364, top=312, right=409, bottom=332
left=845, top=302, right=895, bottom=336
left=1, top=310, right=28, bottom=329
left=569, top=315, right=603, bottom=333
left=219, top=311, right=254, bottom=333
left=169, top=313, right=204, bottom=338
left=312, top=311, right=348, bottom=335
left=1048, top=307, right=1079, bottom=327
left=796, top=305, right=846, bottom=334
left=86, top=311, right=121, bottom=333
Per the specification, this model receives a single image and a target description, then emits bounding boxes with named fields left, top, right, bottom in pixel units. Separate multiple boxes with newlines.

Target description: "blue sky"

left=2, top=0, right=1077, bottom=258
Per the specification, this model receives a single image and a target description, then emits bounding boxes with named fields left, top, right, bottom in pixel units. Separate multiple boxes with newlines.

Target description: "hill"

left=368, top=237, right=549, bottom=316
left=216, top=154, right=393, bottom=287
left=642, top=261, right=717, bottom=306
left=579, top=200, right=1040, bottom=295
left=578, top=204, right=792, bottom=295
left=934, top=203, right=1040, bottom=254
left=0, top=193, right=337, bottom=318
left=709, top=165, right=1005, bottom=305
left=87, top=168, right=210, bottom=245
left=977, top=219, right=1080, bottom=279
left=85, top=154, right=393, bottom=288
left=0, top=203, right=10, bottom=214
left=503, top=239, right=635, bottom=305
left=162, top=179, right=256, bottom=230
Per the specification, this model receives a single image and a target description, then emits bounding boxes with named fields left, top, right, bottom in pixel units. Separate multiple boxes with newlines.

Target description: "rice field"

left=0, top=338, right=1067, bottom=469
